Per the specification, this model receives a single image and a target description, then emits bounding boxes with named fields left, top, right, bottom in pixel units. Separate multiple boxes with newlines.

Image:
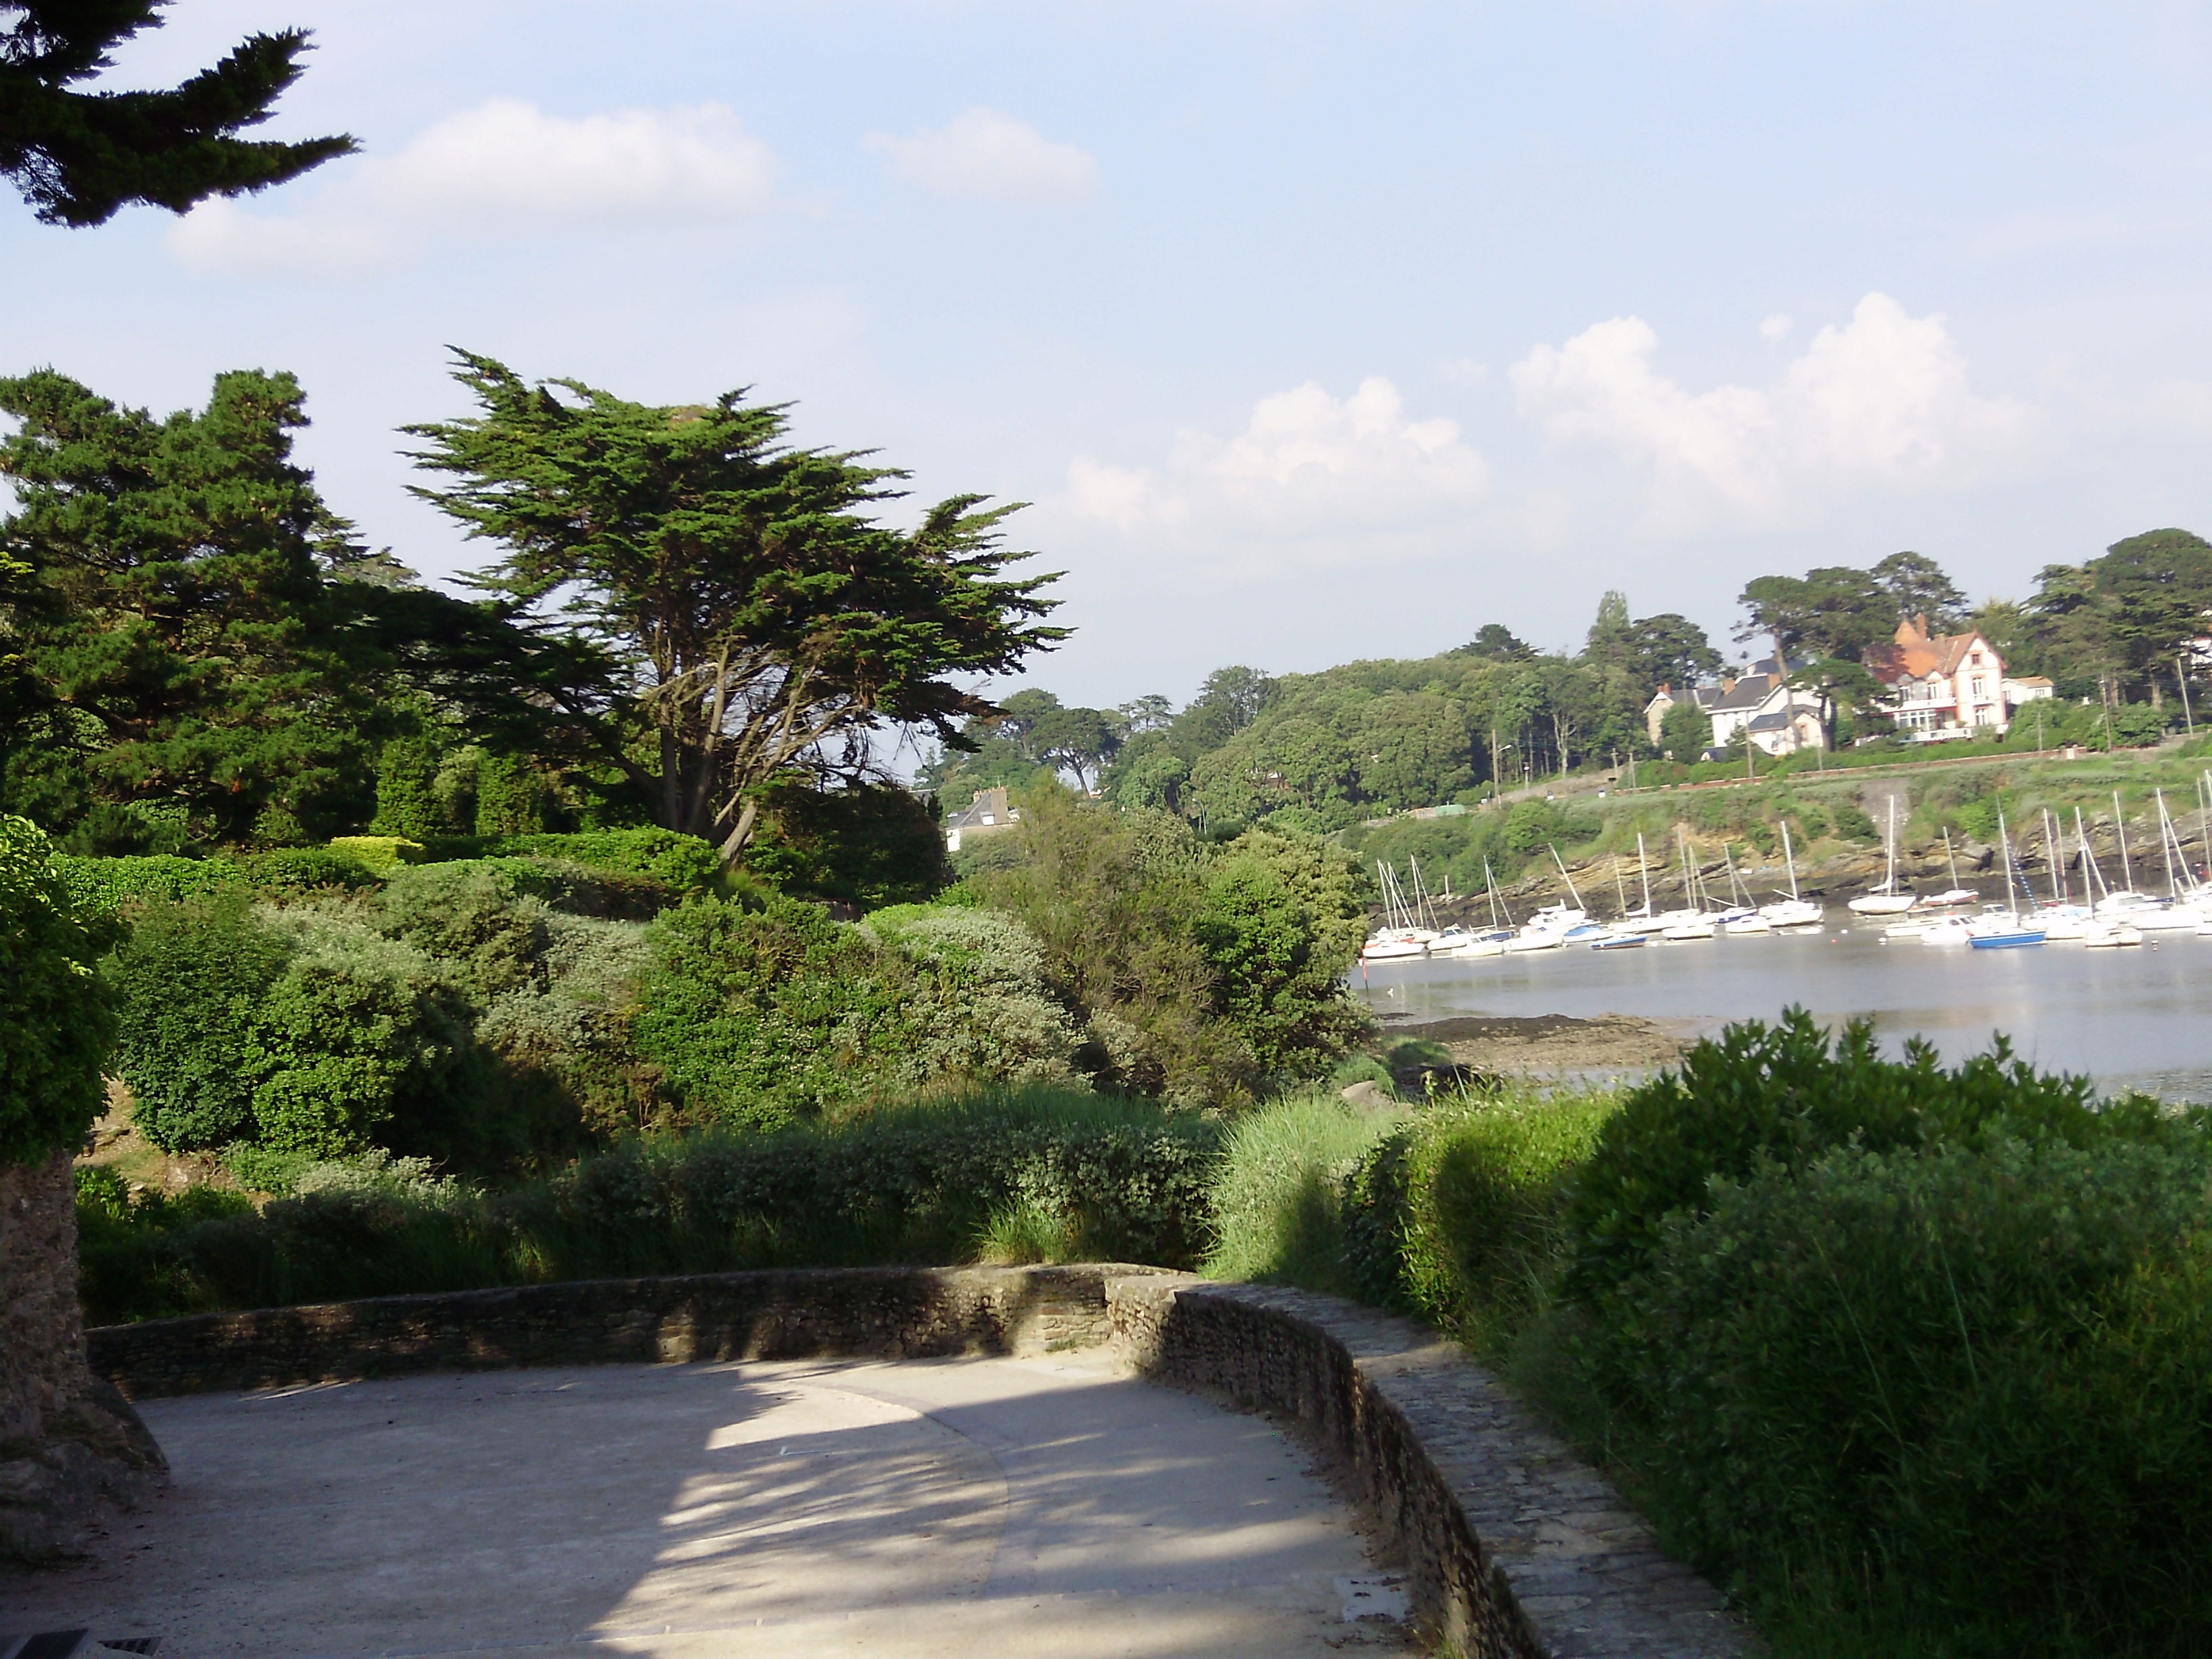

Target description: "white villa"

left=1863, top=617, right=2024, bottom=740
left=1645, top=658, right=1824, bottom=758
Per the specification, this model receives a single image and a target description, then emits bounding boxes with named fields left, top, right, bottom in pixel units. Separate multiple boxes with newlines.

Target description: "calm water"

left=1352, top=923, right=2212, bottom=1101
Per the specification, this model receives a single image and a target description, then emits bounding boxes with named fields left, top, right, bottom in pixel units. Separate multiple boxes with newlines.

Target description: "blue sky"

left=11, top=1, right=2212, bottom=710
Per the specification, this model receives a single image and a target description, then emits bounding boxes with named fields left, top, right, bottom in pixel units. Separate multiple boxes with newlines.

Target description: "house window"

left=1971, top=675, right=1986, bottom=698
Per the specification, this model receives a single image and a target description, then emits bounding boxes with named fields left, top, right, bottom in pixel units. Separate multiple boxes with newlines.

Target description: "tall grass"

left=1200, top=1091, right=1404, bottom=1293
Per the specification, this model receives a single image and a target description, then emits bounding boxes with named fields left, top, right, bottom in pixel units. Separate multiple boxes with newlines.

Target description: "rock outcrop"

left=1, top=1151, right=166, bottom=1561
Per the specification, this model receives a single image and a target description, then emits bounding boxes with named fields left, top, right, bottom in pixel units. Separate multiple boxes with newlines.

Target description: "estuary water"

left=1351, top=923, right=2212, bottom=1101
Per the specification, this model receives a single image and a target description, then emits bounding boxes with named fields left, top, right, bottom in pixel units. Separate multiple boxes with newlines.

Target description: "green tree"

left=1737, top=566, right=1892, bottom=665
left=1871, top=550, right=1967, bottom=629
left=0, top=1, right=352, bottom=226
left=2087, top=529, right=2212, bottom=695
left=1660, top=697, right=1711, bottom=760
left=371, top=736, right=444, bottom=839
left=405, top=352, right=1065, bottom=870
left=1118, top=693, right=1174, bottom=734
left=1456, top=623, right=1535, bottom=661
left=0, top=815, right=115, bottom=1164
left=0, top=368, right=394, bottom=843
left=1624, top=613, right=1721, bottom=699
left=1195, top=830, right=1367, bottom=1080
left=1788, top=657, right=1887, bottom=751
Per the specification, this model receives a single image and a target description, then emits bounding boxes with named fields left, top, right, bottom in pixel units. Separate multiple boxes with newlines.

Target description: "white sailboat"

left=1922, top=830, right=1978, bottom=907
left=1661, top=830, right=1719, bottom=940
left=1760, top=821, right=1824, bottom=930
left=1359, top=861, right=1431, bottom=960
left=1848, top=796, right=1918, bottom=915
left=1966, top=811, right=2046, bottom=948
left=1614, top=834, right=1676, bottom=934
left=1718, top=844, right=1771, bottom=933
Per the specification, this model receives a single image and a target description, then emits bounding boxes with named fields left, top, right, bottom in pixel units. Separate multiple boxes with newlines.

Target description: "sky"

left=11, top=0, right=2212, bottom=713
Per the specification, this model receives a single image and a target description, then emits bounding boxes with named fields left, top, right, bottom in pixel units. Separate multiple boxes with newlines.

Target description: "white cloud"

left=1065, top=376, right=1490, bottom=571
left=1759, top=312, right=1794, bottom=341
left=1510, top=293, right=2037, bottom=532
left=867, top=108, right=1099, bottom=203
left=169, top=99, right=779, bottom=274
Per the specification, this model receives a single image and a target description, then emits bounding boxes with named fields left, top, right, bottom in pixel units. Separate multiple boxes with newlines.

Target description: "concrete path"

left=3, top=1355, right=1412, bottom=1658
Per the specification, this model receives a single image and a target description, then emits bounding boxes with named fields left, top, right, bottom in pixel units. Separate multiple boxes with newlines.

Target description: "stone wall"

left=88, top=1265, right=1755, bottom=1657
left=1107, top=1275, right=1754, bottom=1659
left=1, top=1153, right=165, bottom=1561
left=89, top=1264, right=1142, bottom=1397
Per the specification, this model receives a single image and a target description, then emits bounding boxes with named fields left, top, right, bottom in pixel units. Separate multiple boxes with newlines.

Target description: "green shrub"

left=105, top=892, right=293, bottom=1152
left=742, top=779, right=949, bottom=909
left=375, top=862, right=549, bottom=1001
left=474, top=912, right=655, bottom=1144
left=1829, top=803, right=1880, bottom=842
left=371, top=735, right=445, bottom=838
left=245, top=916, right=485, bottom=1158
left=241, top=846, right=382, bottom=892
left=1344, top=1089, right=1619, bottom=1346
left=493, top=828, right=720, bottom=897
left=0, top=817, right=119, bottom=1164
left=480, top=856, right=675, bottom=920
left=1589, top=1134, right=2212, bottom=1656
left=327, top=835, right=427, bottom=872
left=630, top=894, right=927, bottom=1129
left=858, top=904, right=1085, bottom=1088
left=52, top=852, right=241, bottom=916
left=1561, top=1008, right=2163, bottom=1299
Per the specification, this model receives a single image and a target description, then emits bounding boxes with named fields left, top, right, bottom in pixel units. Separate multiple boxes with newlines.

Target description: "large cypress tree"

left=406, top=352, right=1067, bottom=869
left=1, top=1, right=352, bottom=226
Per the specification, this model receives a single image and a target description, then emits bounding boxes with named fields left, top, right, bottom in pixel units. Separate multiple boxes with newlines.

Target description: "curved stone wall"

left=89, top=1265, right=1752, bottom=1658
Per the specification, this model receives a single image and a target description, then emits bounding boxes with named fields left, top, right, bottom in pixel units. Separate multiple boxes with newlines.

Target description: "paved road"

left=4, top=1355, right=1412, bottom=1658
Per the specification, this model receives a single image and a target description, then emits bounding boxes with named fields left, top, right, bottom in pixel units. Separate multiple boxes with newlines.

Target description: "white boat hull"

left=1848, top=894, right=1919, bottom=916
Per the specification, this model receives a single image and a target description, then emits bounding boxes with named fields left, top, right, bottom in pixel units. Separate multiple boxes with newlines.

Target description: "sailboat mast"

left=2114, top=792, right=2135, bottom=891
left=1782, top=821, right=1801, bottom=901
left=1549, top=844, right=1586, bottom=910
left=2076, top=807, right=2108, bottom=900
left=2042, top=811, right=2063, bottom=905
left=2156, top=792, right=2179, bottom=899
left=1637, top=833, right=1653, bottom=915
left=1999, top=809, right=2020, bottom=920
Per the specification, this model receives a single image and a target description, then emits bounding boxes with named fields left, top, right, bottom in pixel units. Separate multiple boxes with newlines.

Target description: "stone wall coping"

left=89, top=1264, right=1756, bottom=1658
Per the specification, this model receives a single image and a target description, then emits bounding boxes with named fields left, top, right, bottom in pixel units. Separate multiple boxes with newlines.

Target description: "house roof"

left=1746, top=709, right=1814, bottom=733
left=1710, top=672, right=1784, bottom=712
left=944, top=787, right=1015, bottom=832
left=1864, top=616, right=1992, bottom=687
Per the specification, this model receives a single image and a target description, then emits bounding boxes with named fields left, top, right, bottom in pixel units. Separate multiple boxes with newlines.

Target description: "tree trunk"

left=1, top=1151, right=167, bottom=1562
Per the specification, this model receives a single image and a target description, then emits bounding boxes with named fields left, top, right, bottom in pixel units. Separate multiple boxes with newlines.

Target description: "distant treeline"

left=927, top=535, right=2212, bottom=834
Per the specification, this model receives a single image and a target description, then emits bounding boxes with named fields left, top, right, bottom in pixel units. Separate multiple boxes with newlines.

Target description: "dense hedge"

left=76, top=1091, right=1223, bottom=1322
left=1204, top=1017, right=2212, bottom=1659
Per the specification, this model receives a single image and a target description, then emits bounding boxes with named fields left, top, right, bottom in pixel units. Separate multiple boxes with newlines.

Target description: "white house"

left=1647, top=659, right=1823, bottom=758
left=1863, top=617, right=2009, bottom=740
left=943, top=785, right=1019, bottom=853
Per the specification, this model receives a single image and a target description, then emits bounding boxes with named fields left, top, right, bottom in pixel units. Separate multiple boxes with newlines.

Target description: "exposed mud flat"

left=1379, top=1012, right=1687, bottom=1073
